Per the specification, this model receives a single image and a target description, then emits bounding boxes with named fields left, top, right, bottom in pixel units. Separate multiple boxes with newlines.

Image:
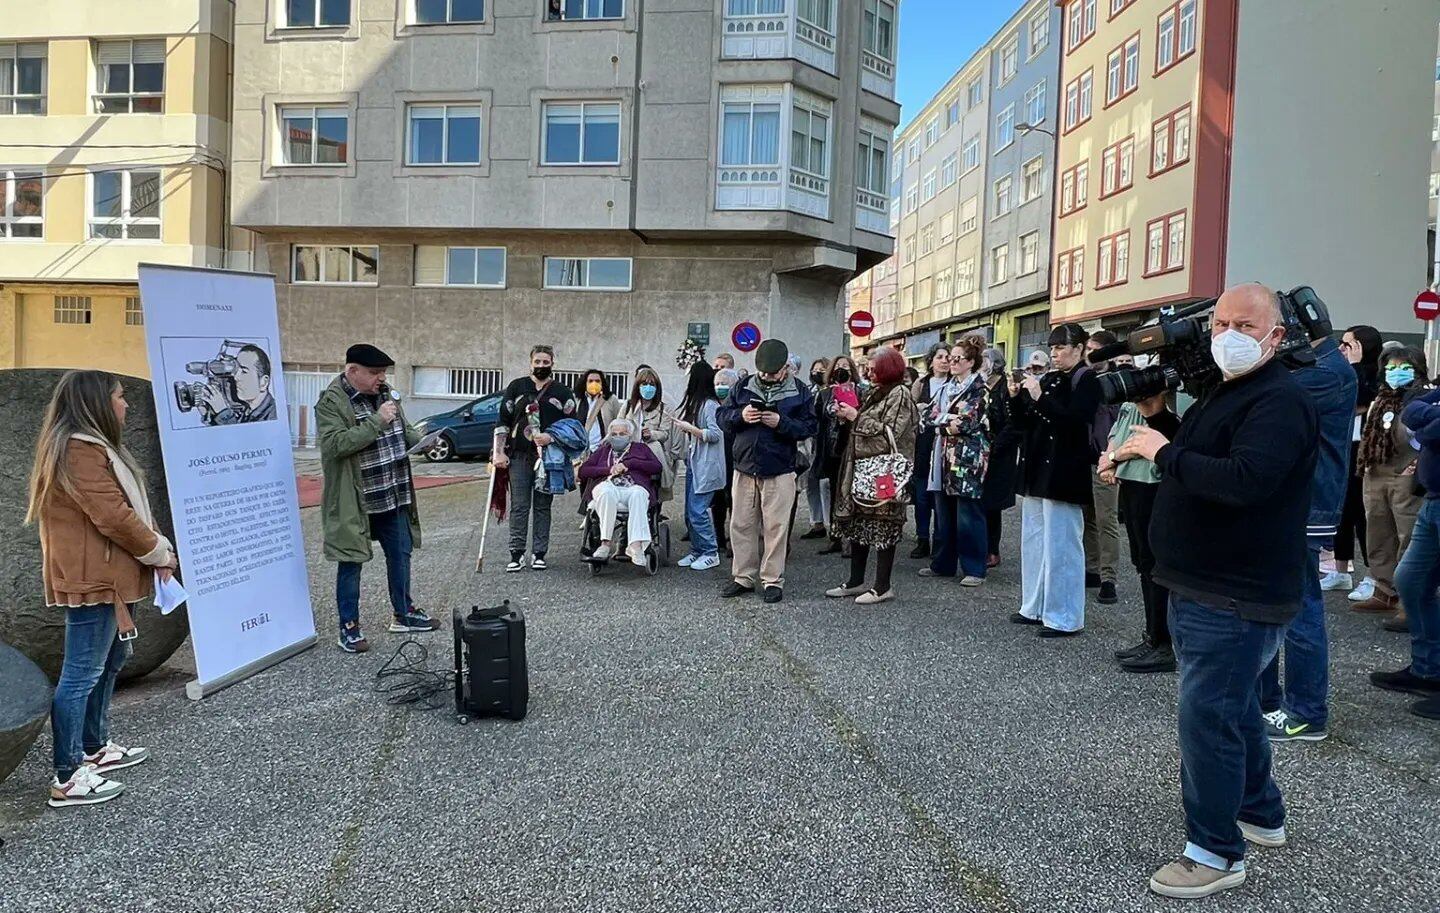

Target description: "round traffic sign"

left=848, top=310, right=876, bottom=338
left=1415, top=289, right=1440, bottom=321
left=732, top=321, right=762, bottom=352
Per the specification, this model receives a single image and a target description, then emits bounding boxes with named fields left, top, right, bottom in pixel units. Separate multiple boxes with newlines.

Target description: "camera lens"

left=1098, top=365, right=1180, bottom=405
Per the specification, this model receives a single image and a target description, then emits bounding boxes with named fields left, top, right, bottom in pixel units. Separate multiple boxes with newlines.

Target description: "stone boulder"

left=0, top=640, right=51, bottom=783
left=0, top=369, right=189, bottom=682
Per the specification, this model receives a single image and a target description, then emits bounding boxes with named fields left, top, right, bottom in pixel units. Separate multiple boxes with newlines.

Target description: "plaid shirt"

left=342, top=376, right=414, bottom=515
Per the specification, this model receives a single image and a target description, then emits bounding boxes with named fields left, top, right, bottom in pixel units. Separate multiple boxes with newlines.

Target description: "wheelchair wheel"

left=645, top=546, right=660, bottom=576
left=588, top=558, right=603, bottom=577
left=657, top=522, right=672, bottom=565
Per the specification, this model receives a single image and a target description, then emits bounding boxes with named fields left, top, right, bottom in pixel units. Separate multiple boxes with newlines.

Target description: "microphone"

left=1087, top=341, right=1132, bottom=365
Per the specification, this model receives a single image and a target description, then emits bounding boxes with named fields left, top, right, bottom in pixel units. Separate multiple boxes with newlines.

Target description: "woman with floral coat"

left=923, top=337, right=991, bottom=586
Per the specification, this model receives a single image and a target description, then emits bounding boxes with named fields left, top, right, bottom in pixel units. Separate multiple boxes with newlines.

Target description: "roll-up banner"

left=138, top=264, right=316, bottom=700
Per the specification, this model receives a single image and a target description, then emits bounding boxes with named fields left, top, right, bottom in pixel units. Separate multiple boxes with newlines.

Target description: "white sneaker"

left=1238, top=819, right=1288, bottom=848
left=83, top=741, right=149, bottom=774
left=690, top=554, right=721, bottom=571
left=677, top=554, right=696, bottom=568
left=591, top=543, right=613, bottom=561
left=48, top=766, right=124, bottom=808
left=629, top=543, right=650, bottom=566
left=1348, top=577, right=1376, bottom=602
left=1262, top=709, right=1285, bottom=726
left=1319, top=571, right=1352, bottom=592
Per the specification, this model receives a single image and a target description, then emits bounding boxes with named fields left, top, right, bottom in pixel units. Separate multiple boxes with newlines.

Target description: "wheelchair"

left=580, top=498, right=672, bottom=577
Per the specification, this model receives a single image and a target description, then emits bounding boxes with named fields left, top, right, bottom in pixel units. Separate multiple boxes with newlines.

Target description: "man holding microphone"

left=1107, top=284, right=1318, bottom=899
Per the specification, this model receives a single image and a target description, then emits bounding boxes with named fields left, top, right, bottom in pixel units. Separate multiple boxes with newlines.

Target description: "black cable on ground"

left=373, top=638, right=454, bottom=711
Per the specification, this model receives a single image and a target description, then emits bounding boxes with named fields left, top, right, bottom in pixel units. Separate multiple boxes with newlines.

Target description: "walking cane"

left=475, top=466, right=498, bottom=573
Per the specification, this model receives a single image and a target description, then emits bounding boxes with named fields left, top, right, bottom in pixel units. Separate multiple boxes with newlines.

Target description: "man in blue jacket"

left=1259, top=320, right=1357, bottom=742
left=1371, top=384, right=1440, bottom=719
left=717, top=338, right=817, bottom=604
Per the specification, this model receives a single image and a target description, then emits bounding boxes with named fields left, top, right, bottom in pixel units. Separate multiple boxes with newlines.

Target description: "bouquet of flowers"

left=675, top=337, right=706, bottom=372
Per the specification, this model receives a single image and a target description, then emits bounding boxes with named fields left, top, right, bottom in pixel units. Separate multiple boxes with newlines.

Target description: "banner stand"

left=185, top=636, right=318, bottom=701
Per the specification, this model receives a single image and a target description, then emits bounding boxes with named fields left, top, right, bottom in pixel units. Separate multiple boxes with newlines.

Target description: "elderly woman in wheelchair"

left=578, top=418, right=664, bottom=568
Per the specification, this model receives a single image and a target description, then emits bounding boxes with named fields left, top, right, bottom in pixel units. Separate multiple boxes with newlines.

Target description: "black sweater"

left=1012, top=365, right=1102, bottom=506
left=1150, top=360, right=1319, bottom=624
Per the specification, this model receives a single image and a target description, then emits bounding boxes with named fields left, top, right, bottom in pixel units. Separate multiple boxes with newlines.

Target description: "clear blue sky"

left=897, top=0, right=1024, bottom=130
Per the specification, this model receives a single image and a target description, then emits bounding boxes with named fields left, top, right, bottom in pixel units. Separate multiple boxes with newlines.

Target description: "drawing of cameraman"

left=204, top=344, right=276, bottom=425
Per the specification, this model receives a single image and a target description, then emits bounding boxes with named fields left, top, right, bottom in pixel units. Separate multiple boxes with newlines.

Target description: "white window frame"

left=542, top=101, right=622, bottom=166
left=919, top=223, right=935, bottom=256
left=993, top=174, right=1013, bottom=217
left=790, top=99, right=830, bottom=179
left=283, top=0, right=353, bottom=27
left=925, top=117, right=939, bottom=147
left=1021, top=155, right=1044, bottom=202
left=796, top=0, right=835, bottom=33
left=406, top=103, right=484, bottom=166
left=278, top=105, right=350, bottom=166
left=0, top=43, right=47, bottom=115
left=904, top=183, right=918, bottom=213
left=291, top=244, right=379, bottom=285
left=960, top=197, right=978, bottom=234
left=1024, top=80, right=1046, bottom=129
left=414, top=245, right=507, bottom=288
left=939, top=211, right=955, bottom=244
left=93, top=39, right=165, bottom=114
left=1019, top=231, right=1039, bottom=275
left=922, top=169, right=937, bottom=201
left=907, top=139, right=920, bottom=164
left=862, top=0, right=896, bottom=62
left=990, top=244, right=1010, bottom=285
left=412, top=0, right=486, bottom=25
left=966, top=77, right=983, bottom=109
left=87, top=168, right=160, bottom=241
left=941, top=153, right=957, bottom=187
left=961, top=136, right=980, bottom=173
left=1029, top=13, right=1050, bottom=58
left=957, top=257, right=976, bottom=294
left=998, top=37, right=1019, bottom=86
left=856, top=128, right=888, bottom=195
left=547, top=0, right=625, bottom=22
left=0, top=168, right=43, bottom=239
left=543, top=256, right=633, bottom=292
left=995, top=104, right=1015, bottom=151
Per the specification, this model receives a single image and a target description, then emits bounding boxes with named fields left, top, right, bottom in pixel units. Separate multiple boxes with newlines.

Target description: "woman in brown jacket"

left=825, top=347, right=919, bottom=604
left=26, top=371, right=177, bottom=808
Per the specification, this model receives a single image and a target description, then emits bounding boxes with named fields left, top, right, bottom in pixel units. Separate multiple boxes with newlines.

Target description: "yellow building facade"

left=0, top=1, right=231, bottom=377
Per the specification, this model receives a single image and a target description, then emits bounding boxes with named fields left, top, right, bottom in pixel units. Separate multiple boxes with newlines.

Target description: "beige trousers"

left=1083, top=466, right=1121, bottom=583
left=1363, top=470, right=1423, bottom=596
left=728, top=471, right=797, bottom=589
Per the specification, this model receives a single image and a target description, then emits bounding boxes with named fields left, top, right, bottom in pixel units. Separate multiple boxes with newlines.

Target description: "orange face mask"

left=586, top=381, right=602, bottom=396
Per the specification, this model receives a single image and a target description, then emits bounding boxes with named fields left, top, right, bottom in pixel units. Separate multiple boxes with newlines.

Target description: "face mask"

left=586, top=381, right=602, bottom=396
left=715, top=385, right=731, bottom=399
left=533, top=365, right=552, bottom=381
left=1386, top=366, right=1416, bottom=389
left=608, top=435, right=631, bottom=450
left=639, top=383, right=657, bottom=401
left=1211, top=328, right=1271, bottom=379
left=831, top=368, right=851, bottom=384
left=811, top=371, right=825, bottom=385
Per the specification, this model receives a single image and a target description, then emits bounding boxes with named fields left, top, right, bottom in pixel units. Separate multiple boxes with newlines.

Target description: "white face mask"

left=1211, top=327, right=1275, bottom=379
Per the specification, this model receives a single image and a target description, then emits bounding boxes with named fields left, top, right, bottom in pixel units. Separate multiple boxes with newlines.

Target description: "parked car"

left=415, top=394, right=501, bottom=462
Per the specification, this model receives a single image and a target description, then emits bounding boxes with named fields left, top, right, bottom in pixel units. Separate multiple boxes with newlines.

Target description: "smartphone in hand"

left=833, top=384, right=860, bottom=409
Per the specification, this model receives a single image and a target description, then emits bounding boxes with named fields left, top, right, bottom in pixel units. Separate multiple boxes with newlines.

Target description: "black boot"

left=909, top=538, right=930, bottom=559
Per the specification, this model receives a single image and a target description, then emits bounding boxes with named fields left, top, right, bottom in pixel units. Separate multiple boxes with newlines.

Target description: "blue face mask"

left=1386, top=366, right=1416, bottom=389
left=608, top=435, right=631, bottom=450
left=715, top=385, right=731, bottom=399
left=639, top=384, right=657, bottom=401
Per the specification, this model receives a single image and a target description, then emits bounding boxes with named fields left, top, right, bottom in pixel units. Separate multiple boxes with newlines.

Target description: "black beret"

left=346, top=344, right=394, bottom=368
left=755, top=338, right=788, bottom=374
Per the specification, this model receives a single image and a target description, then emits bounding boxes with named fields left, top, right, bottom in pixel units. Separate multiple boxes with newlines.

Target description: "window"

left=546, top=0, right=624, bottom=21
left=946, top=97, right=961, bottom=129
left=543, top=102, right=620, bottom=165
left=1067, top=0, right=1097, bottom=52
left=941, top=153, right=957, bottom=187
left=721, top=99, right=781, bottom=166
left=1021, top=156, right=1044, bottom=202
left=292, top=245, right=379, bottom=284
left=415, top=366, right=504, bottom=398
left=925, top=117, right=939, bottom=147
left=1110, top=0, right=1136, bottom=18
left=1059, top=160, right=1088, bottom=216
left=903, top=235, right=915, bottom=263
left=1100, top=135, right=1134, bottom=197
left=0, top=43, right=46, bottom=114
left=1144, top=211, right=1186, bottom=275
left=995, top=104, right=1015, bottom=150
left=285, top=0, right=352, bottom=27
left=89, top=169, right=159, bottom=240
left=94, top=40, right=165, bottom=113
left=922, top=169, right=937, bottom=201
left=904, top=184, right=918, bottom=213
left=999, top=38, right=1019, bottom=85
left=1064, top=70, right=1092, bottom=132
left=415, top=0, right=484, bottom=23
left=919, top=223, right=935, bottom=255
left=935, top=268, right=952, bottom=301
left=1096, top=231, right=1130, bottom=288
left=1023, top=81, right=1046, bottom=129
left=727, top=0, right=783, bottom=13
left=907, top=139, right=920, bottom=164
left=1151, top=105, right=1191, bottom=176
left=993, top=175, right=1013, bottom=217
left=1029, top=13, right=1050, bottom=57
left=414, top=245, right=506, bottom=287
left=1019, top=232, right=1039, bottom=275
left=1433, top=115, right=1438, bottom=143
left=967, top=77, right=983, bottom=109
left=990, top=244, right=1009, bottom=285
left=1106, top=34, right=1139, bottom=105
left=890, top=197, right=900, bottom=226
left=862, top=0, right=896, bottom=61
left=1156, top=0, right=1196, bottom=75
left=54, top=296, right=91, bottom=325
left=280, top=106, right=348, bottom=165
left=1432, top=172, right=1440, bottom=199
left=125, top=296, right=143, bottom=326
left=407, top=104, right=482, bottom=165
left=962, top=136, right=980, bottom=173
left=856, top=129, right=889, bottom=195
left=797, top=0, right=833, bottom=30
left=960, top=197, right=978, bottom=234
left=1055, top=247, right=1084, bottom=298
left=939, top=211, right=955, bottom=244
left=917, top=277, right=932, bottom=307
left=957, top=258, right=976, bottom=294
left=544, top=256, right=632, bottom=291
left=0, top=170, right=42, bottom=238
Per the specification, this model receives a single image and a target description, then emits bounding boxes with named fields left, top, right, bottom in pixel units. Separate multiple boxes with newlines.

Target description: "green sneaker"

left=1265, top=710, right=1328, bottom=742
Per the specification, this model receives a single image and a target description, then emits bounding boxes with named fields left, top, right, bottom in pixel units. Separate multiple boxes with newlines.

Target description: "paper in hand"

left=154, top=573, right=189, bottom=615
left=405, top=430, right=445, bottom=457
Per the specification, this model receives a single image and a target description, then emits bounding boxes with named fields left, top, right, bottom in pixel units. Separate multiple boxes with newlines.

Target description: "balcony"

left=861, top=50, right=895, bottom=99
left=722, top=5, right=838, bottom=76
left=717, top=165, right=829, bottom=220
left=855, top=188, right=888, bottom=234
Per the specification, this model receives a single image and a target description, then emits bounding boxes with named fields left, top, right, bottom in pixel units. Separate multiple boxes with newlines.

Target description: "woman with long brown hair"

left=27, top=371, right=177, bottom=808
left=625, top=365, right=683, bottom=501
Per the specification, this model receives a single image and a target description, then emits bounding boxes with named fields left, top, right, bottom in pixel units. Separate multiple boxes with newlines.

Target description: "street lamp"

left=1016, top=122, right=1055, bottom=139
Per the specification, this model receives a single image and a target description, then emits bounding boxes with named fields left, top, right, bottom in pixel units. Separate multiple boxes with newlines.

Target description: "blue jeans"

left=1019, top=496, right=1086, bottom=632
left=1170, top=594, right=1286, bottom=870
left=337, top=508, right=413, bottom=632
left=1258, top=545, right=1328, bottom=727
left=1397, top=498, right=1440, bottom=678
left=685, top=470, right=718, bottom=559
left=51, top=605, right=131, bottom=780
left=931, top=491, right=988, bottom=578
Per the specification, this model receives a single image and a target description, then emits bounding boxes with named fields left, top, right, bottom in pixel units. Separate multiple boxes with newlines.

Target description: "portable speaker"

left=452, top=602, right=529, bottom=723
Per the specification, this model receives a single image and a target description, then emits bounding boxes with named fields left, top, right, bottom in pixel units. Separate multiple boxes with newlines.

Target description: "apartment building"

left=0, top=1, right=231, bottom=378
left=230, top=0, right=900, bottom=420
left=1052, top=0, right=1434, bottom=335
left=852, top=0, right=1060, bottom=368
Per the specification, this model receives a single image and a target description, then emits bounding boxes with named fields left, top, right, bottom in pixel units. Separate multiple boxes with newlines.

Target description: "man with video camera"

left=1109, top=284, right=1318, bottom=899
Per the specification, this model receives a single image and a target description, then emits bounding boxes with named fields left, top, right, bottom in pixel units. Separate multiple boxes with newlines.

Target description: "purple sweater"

left=578, top=442, right=663, bottom=507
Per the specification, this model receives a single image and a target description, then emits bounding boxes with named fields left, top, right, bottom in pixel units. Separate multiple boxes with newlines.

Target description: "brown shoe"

left=1383, top=607, right=1410, bottom=633
left=1352, top=593, right=1399, bottom=614
left=1148, top=857, right=1246, bottom=899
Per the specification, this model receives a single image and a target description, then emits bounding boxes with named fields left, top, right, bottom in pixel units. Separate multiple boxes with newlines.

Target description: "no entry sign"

left=848, top=310, right=876, bottom=338
left=1415, top=290, right=1440, bottom=321
left=732, top=321, right=761, bottom=352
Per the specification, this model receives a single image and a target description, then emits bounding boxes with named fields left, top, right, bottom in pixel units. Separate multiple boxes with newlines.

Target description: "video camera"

left=174, top=339, right=250, bottom=419
left=1091, top=286, right=1333, bottom=405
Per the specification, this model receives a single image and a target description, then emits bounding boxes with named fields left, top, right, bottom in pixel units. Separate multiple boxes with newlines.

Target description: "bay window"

left=89, top=169, right=159, bottom=240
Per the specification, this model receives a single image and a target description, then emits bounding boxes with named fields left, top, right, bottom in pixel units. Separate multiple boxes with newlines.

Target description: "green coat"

left=316, top=376, right=422, bottom=563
